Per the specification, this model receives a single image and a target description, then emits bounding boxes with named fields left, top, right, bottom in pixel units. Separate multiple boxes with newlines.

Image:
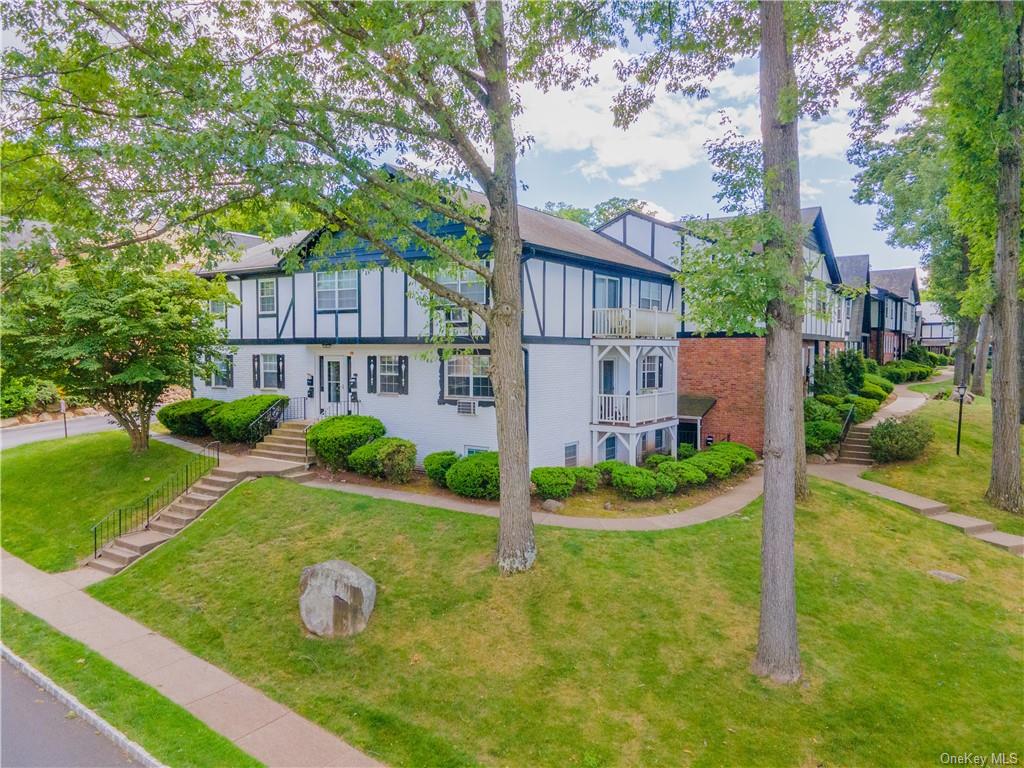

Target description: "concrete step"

left=275, top=423, right=308, bottom=434
left=843, top=437, right=870, bottom=446
left=97, top=545, right=140, bottom=566
left=283, top=471, right=316, bottom=483
left=930, top=512, right=995, bottom=535
left=836, top=457, right=873, bottom=466
left=196, top=475, right=238, bottom=491
left=114, top=530, right=169, bottom=554
left=970, top=529, right=1024, bottom=555
left=190, top=482, right=227, bottom=497
left=251, top=448, right=308, bottom=462
left=149, top=519, right=185, bottom=536
left=87, top=558, right=125, bottom=575
left=264, top=435, right=307, bottom=448
left=160, top=509, right=198, bottom=526
left=209, top=468, right=247, bottom=482
left=839, top=451, right=872, bottom=461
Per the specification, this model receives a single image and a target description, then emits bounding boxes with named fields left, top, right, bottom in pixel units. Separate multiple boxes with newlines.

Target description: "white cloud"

left=801, top=180, right=824, bottom=199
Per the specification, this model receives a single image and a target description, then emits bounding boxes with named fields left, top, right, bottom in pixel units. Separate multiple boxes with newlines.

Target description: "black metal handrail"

left=91, top=441, right=220, bottom=558
left=839, top=405, right=857, bottom=443
left=244, top=398, right=307, bottom=445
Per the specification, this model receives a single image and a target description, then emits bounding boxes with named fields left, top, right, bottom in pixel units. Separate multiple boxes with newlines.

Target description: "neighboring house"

left=866, top=267, right=921, bottom=364
left=194, top=198, right=681, bottom=469
left=596, top=206, right=849, bottom=453
left=836, top=253, right=871, bottom=353
left=918, top=301, right=958, bottom=355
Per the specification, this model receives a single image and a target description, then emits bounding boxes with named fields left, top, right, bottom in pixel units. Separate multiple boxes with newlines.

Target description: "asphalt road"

left=0, top=415, right=120, bottom=450
left=1, top=659, right=136, bottom=767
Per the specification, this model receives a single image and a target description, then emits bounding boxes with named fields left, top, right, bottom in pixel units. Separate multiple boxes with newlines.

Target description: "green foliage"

left=676, top=443, right=697, bottom=460
left=156, top=398, right=222, bottom=437
left=609, top=464, right=675, bottom=499
left=805, top=420, right=842, bottom=455
left=423, top=451, right=460, bottom=488
left=902, top=345, right=931, bottom=366
left=865, top=373, right=895, bottom=394
left=657, top=460, right=708, bottom=490
left=594, top=460, right=628, bottom=484
left=880, top=361, right=932, bottom=384
left=643, top=453, right=674, bottom=471
left=0, top=375, right=60, bottom=418
left=858, top=383, right=888, bottom=403
left=870, top=416, right=934, bottom=462
left=707, top=441, right=758, bottom=468
left=203, top=395, right=288, bottom=444
left=845, top=395, right=879, bottom=424
left=812, top=359, right=849, bottom=397
left=569, top=467, right=600, bottom=494
left=348, top=438, right=417, bottom=484
left=684, top=452, right=732, bottom=481
left=815, top=393, right=845, bottom=408
left=834, top=349, right=866, bottom=392
left=306, top=414, right=385, bottom=471
left=530, top=467, right=577, bottom=500
left=865, top=358, right=880, bottom=374
left=445, top=452, right=500, bottom=501
left=543, top=198, right=657, bottom=228
left=805, top=397, right=840, bottom=424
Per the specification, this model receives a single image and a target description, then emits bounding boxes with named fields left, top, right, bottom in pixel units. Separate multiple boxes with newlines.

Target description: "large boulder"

left=299, top=560, right=376, bottom=638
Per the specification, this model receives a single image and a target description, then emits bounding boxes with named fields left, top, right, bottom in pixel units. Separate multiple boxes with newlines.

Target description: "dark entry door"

left=678, top=420, right=698, bottom=450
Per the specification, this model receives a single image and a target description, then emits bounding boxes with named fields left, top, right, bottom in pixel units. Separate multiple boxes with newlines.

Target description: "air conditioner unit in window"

left=457, top=399, right=477, bottom=415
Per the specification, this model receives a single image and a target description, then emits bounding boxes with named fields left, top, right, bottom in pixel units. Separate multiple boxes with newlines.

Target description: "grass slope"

left=1, top=600, right=261, bottom=768
left=0, top=432, right=192, bottom=571
left=90, top=477, right=1024, bottom=768
left=865, top=383, right=1024, bottom=536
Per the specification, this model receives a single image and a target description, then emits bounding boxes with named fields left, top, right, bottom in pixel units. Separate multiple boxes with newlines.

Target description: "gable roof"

left=871, top=267, right=920, bottom=302
left=836, top=254, right=870, bottom=288
left=204, top=230, right=313, bottom=275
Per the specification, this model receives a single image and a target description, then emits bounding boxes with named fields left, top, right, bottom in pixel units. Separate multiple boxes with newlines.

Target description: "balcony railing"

left=595, top=391, right=676, bottom=426
left=593, top=307, right=678, bottom=339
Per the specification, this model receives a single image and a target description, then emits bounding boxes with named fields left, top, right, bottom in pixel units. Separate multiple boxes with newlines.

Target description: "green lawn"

left=89, top=477, right=1024, bottom=767
left=0, top=432, right=192, bottom=571
left=2, top=599, right=262, bottom=768
left=865, top=382, right=1024, bottom=536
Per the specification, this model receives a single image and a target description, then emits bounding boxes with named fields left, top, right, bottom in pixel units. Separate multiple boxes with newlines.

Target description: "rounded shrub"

left=594, top=459, right=628, bottom=484
left=683, top=452, right=732, bottom=481
left=814, top=393, right=845, bottom=408
left=347, top=437, right=417, bottom=483
left=657, top=460, right=707, bottom=490
left=805, top=397, right=841, bottom=424
left=204, top=394, right=288, bottom=443
left=805, top=420, right=842, bottom=454
left=424, top=450, right=460, bottom=487
left=610, top=464, right=674, bottom=499
left=643, top=453, right=674, bottom=471
left=531, top=466, right=577, bottom=500
left=870, top=416, right=933, bottom=462
left=676, top=443, right=697, bottom=460
left=569, top=467, right=600, bottom=494
left=864, top=358, right=880, bottom=374
left=306, top=414, right=386, bottom=470
left=445, top=451, right=500, bottom=500
left=844, top=395, right=879, bottom=424
left=879, top=364, right=908, bottom=384
left=157, top=398, right=222, bottom=437
left=858, top=383, right=888, bottom=403
left=708, top=441, right=757, bottom=466
left=864, top=373, right=894, bottom=394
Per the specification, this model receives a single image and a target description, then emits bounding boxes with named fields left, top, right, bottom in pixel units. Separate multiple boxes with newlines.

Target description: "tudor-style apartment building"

left=866, top=267, right=921, bottom=364
left=918, top=301, right=957, bottom=355
left=194, top=198, right=681, bottom=469
left=596, top=206, right=850, bottom=453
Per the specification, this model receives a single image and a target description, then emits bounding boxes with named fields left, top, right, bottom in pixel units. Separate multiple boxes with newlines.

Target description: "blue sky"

left=512, top=53, right=922, bottom=272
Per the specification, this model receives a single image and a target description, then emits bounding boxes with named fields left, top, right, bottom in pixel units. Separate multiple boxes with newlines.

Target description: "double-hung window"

left=640, top=355, right=659, bottom=390
left=212, top=356, right=232, bottom=388
left=564, top=442, right=578, bottom=468
left=210, top=300, right=227, bottom=318
left=261, top=353, right=281, bottom=389
left=594, top=275, right=621, bottom=309
left=638, top=282, right=662, bottom=311
left=439, top=269, right=487, bottom=326
left=379, top=355, right=402, bottom=394
left=258, top=279, right=276, bottom=315
left=446, top=355, right=493, bottom=399
left=316, top=270, right=358, bottom=311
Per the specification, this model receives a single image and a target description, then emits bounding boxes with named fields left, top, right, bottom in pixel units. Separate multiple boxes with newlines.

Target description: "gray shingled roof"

left=836, top=254, right=870, bottom=288
left=871, top=267, right=919, bottom=300
left=204, top=230, right=313, bottom=274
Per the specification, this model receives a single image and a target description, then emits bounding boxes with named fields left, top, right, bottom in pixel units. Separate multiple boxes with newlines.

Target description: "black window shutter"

left=398, top=355, right=409, bottom=394
left=226, top=356, right=234, bottom=387
left=367, top=356, right=377, bottom=393
left=318, top=356, right=324, bottom=392
left=657, top=356, right=664, bottom=389
left=252, top=355, right=260, bottom=388
left=277, top=354, right=285, bottom=389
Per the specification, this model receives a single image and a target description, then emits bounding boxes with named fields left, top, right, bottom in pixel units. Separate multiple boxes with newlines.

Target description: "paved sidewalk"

left=0, top=551, right=381, bottom=768
left=302, top=468, right=765, bottom=532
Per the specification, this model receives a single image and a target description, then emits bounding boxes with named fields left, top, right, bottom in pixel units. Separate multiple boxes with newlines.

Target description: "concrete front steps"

left=249, top=422, right=313, bottom=465
left=920, top=506, right=1024, bottom=557
left=838, top=425, right=873, bottom=466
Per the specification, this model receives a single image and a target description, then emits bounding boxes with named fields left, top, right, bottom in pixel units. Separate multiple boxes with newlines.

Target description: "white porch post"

left=670, top=424, right=678, bottom=459
left=628, top=345, right=638, bottom=427
left=591, top=346, right=600, bottom=424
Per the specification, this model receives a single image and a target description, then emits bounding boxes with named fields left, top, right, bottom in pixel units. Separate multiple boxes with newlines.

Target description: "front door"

left=601, top=360, right=615, bottom=395
left=321, top=356, right=350, bottom=416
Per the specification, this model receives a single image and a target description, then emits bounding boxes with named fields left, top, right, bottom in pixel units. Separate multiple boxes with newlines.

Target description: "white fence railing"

left=592, top=307, right=678, bottom=339
left=595, top=391, right=676, bottom=425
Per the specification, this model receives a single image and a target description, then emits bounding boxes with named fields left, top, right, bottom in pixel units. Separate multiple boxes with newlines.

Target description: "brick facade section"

left=868, top=330, right=900, bottom=364
left=677, top=337, right=767, bottom=453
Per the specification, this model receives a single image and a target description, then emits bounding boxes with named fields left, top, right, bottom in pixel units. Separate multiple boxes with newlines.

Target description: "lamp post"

left=955, top=383, right=967, bottom=456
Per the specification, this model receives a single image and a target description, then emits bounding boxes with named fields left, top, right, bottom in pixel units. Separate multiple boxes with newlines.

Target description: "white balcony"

left=595, top=391, right=676, bottom=426
left=592, top=307, right=678, bottom=340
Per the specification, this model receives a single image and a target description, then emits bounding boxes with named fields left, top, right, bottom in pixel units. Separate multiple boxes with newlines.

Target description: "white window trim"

left=640, top=355, right=659, bottom=391
left=211, top=358, right=231, bottom=389
left=210, top=299, right=227, bottom=318
left=260, top=353, right=280, bottom=390
left=564, top=442, right=578, bottom=468
left=257, top=279, right=276, bottom=315
left=378, top=355, right=402, bottom=395
left=465, top=445, right=489, bottom=455
left=438, top=269, right=487, bottom=326
left=445, top=355, right=494, bottom=401
left=638, top=282, right=662, bottom=311
left=316, top=270, right=358, bottom=311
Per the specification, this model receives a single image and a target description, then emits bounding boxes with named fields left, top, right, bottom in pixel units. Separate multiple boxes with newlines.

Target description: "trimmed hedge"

left=531, top=467, right=577, bottom=500
left=844, top=395, right=879, bottom=424
left=707, top=441, right=757, bottom=468
left=595, top=460, right=628, bottom=484
left=446, top=451, right=500, bottom=500
left=424, top=450, right=460, bottom=487
left=610, top=464, right=675, bottom=499
left=864, top=358, right=880, bottom=374
left=805, top=397, right=841, bottom=424
left=157, top=398, right=222, bottom=437
left=204, top=394, right=288, bottom=443
left=683, top=452, right=732, bottom=481
left=676, top=443, right=697, bottom=460
left=657, top=460, right=707, bottom=489
left=348, top=437, right=417, bottom=483
left=806, top=420, right=842, bottom=454
left=643, top=453, right=674, bottom=471
left=569, top=467, right=600, bottom=493
left=835, top=349, right=866, bottom=392
left=865, top=373, right=894, bottom=394
left=815, top=393, right=845, bottom=408
left=306, top=414, right=386, bottom=470
left=858, top=383, right=888, bottom=403
left=870, top=416, right=933, bottom=462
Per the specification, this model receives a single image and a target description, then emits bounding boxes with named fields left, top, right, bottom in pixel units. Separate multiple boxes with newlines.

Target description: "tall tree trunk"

left=954, top=315, right=979, bottom=388
left=752, top=0, right=802, bottom=684
left=971, top=311, right=992, bottom=395
left=987, top=0, right=1024, bottom=513
left=794, top=357, right=808, bottom=499
left=485, top=2, right=536, bottom=573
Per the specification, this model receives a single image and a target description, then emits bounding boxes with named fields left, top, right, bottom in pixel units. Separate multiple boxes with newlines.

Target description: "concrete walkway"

left=0, top=551, right=381, bottom=768
left=301, top=468, right=765, bottom=532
